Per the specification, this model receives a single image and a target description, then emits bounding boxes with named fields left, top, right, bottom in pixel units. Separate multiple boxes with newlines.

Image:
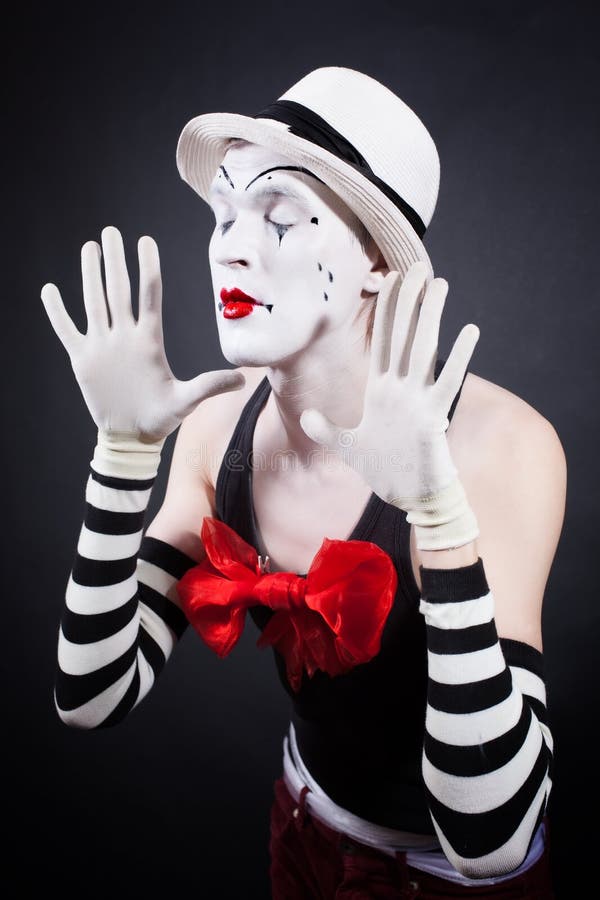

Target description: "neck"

left=264, top=327, right=371, bottom=467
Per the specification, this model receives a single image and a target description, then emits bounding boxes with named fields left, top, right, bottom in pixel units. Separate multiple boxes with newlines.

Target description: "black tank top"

left=215, top=359, right=468, bottom=833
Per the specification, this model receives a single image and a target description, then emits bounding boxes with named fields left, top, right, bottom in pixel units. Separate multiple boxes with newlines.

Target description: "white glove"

left=300, top=263, right=480, bottom=550
left=41, top=226, right=245, bottom=476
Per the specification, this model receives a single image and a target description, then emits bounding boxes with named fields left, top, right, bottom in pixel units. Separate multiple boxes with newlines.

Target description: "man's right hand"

left=41, top=225, right=246, bottom=443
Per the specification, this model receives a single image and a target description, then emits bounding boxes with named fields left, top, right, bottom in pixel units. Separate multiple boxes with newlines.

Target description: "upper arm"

left=144, top=404, right=215, bottom=565
left=467, top=405, right=567, bottom=650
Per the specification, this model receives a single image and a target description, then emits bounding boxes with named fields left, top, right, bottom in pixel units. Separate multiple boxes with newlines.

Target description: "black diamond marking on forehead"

left=219, top=166, right=235, bottom=189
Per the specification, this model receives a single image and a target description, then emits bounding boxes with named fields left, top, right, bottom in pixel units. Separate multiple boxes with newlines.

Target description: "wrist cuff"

left=391, top=479, right=480, bottom=550
left=413, top=506, right=480, bottom=550
left=91, top=429, right=166, bottom=479
left=418, top=557, right=492, bottom=628
left=420, top=556, right=489, bottom=602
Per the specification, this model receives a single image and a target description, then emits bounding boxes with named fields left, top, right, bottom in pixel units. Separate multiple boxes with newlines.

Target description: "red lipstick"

left=220, top=287, right=261, bottom=319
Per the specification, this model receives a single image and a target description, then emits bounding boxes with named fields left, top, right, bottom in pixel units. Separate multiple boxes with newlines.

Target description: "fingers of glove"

left=369, top=270, right=403, bottom=376
left=81, top=240, right=109, bottom=331
left=407, top=277, right=448, bottom=383
left=40, top=282, right=84, bottom=354
left=433, top=324, right=480, bottom=412
left=388, top=261, right=429, bottom=377
left=137, top=235, right=163, bottom=326
left=101, top=226, right=134, bottom=326
left=174, top=369, right=247, bottom=419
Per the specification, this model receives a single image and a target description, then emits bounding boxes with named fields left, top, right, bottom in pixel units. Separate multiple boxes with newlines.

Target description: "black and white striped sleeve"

left=54, top=445, right=196, bottom=730
left=419, top=556, right=553, bottom=879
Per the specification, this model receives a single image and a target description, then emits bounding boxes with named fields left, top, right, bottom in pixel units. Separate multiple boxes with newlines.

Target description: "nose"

left=212, top=216, right=258, bottom=269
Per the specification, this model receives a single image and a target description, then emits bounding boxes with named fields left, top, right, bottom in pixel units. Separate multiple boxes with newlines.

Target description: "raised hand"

left=299, top=261, right=480, bottom=549
left=41, top=226, right=245, bottom=443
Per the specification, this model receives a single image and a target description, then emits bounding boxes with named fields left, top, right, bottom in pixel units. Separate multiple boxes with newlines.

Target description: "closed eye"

left=220, top=220, right=234, bottom=235
left=266, top=217, right=293, bottom=240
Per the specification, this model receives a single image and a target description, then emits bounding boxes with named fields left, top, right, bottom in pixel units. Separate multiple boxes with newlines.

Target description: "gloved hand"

left=41, top=226, right=246, bottom=469
left=299, top=262, right=480, bottom=551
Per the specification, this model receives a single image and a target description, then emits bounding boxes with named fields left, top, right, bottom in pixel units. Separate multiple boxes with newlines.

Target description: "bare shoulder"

left=461, top=370, right=567, bottom=517
left=451, top=370, right=566, bottom=469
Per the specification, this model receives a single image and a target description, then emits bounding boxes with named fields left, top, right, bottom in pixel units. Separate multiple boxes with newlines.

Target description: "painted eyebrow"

left=245, top=165, right=325, bottom=191
left=208, top=166, right=236, bottom=200
left=208, top=164, right=325, bottom=201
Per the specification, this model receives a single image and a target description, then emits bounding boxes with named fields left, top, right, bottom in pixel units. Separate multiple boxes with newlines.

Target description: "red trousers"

left=268, top=776, right=556, bottom=899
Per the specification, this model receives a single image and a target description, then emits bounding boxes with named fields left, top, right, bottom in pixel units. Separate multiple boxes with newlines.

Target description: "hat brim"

left=176, top=113, right=434, bottom=279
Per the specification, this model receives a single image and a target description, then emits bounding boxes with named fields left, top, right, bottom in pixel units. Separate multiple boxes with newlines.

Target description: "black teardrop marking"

left=265, top=304, right=274, bottom=313
left=275, top=223, right=291, bottom=246
left=324, top=292, right=328, bottom=301
left=218, top=302, right=223, bottom=311
left=318, top=262, right=322, bottom=271
left=311, top=217, right=319, bottom=225
left=328, top=271, right=333, bottom=282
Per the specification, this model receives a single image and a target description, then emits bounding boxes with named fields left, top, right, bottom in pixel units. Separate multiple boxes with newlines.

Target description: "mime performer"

left=42, top=67, right=565, bottom=898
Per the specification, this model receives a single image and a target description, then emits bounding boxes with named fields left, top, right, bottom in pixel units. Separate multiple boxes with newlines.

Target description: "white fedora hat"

left=176, top=66, right=440, bottom=278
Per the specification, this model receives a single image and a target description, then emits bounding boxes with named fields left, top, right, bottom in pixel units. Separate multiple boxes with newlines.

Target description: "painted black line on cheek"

left=219, top=166, right=235, bottom=189
left=318, top=262, right=322, bottom=271
left=324, top=292, right=328, bottom=301
left=328, top=270, right=333, bottom=282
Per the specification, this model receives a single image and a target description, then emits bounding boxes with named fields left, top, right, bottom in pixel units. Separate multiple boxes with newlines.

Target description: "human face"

left=207, top=142, right=381, bottom=368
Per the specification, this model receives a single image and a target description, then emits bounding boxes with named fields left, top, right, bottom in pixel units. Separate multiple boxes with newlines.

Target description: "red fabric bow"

left=176, top=517, right=397, bottom=693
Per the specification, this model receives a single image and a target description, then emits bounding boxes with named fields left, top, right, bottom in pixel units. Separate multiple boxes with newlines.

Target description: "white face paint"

left=207, top=142, right=381, bottom=368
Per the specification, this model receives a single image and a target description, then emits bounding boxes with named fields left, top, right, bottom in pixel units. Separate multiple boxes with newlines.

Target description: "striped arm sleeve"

left=54, top=461, right=196, bottom=729
left=419, top=557, right=553, bottom=879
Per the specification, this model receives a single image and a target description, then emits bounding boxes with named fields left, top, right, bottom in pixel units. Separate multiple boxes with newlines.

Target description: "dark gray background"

left=5, top=1, right=598, bottom=896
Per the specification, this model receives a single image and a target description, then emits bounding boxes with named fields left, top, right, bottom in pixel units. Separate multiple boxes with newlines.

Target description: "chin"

left=222, top=349, right=271, bottom=367
left=218, top=335, right=303, bottom=369
left=221, top=348, right=293, bottom=368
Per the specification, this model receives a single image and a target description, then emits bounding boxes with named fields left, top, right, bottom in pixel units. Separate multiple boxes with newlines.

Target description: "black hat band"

left=253, top=99, right=426, bottom=239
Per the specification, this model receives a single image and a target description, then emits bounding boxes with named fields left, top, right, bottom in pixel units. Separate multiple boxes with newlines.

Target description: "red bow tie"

left=176, top=517, right=397, bottom=693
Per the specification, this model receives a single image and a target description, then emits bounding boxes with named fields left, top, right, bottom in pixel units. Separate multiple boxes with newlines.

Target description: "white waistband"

left=284, top=721, right=440, bottom=853
left=282, top=721, right=546, bottom=886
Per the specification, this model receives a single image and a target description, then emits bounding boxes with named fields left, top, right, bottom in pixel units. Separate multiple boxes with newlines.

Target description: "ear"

left=362, top=243, right=389, bottom=295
